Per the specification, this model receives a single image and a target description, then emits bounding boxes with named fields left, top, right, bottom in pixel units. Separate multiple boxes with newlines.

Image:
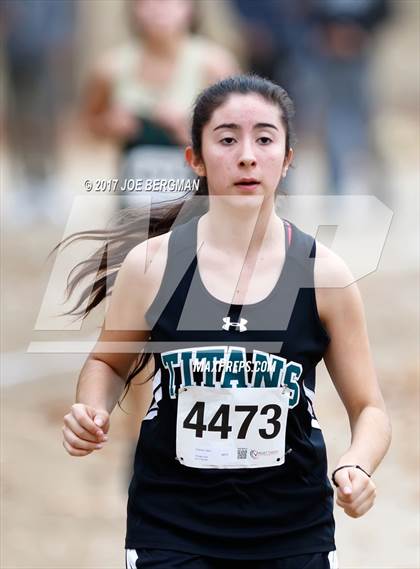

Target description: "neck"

left=143, top=33, right=184, bottom=58
left=199, top=199, right=283, bottom=255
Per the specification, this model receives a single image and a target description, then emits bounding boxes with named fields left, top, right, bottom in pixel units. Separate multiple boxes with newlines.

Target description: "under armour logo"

left=222, top=317, right=248, bottom=332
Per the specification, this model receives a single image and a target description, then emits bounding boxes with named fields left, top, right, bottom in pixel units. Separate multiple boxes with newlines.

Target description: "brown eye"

left=258, top=137, right=272, bottom=145
left=220, top=137, right=236, bottom=145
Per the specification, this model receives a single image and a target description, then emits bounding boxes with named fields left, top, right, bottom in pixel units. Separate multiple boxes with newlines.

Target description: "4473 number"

left=183, top=402, right=282, bottom=440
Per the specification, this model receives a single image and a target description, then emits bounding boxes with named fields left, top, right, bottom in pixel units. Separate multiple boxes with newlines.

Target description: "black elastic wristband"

left=331, top=464, right=371, bottom=487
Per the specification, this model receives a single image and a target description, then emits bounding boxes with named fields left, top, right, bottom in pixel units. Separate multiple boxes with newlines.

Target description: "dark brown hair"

left=52, top=74, right=296, bottom=401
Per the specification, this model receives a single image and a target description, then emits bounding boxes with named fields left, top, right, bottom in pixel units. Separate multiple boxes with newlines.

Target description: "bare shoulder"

left=122, top=230, right=172, bottom=296
left=103, top=230, right=172, bottom=335
left=202, top=42, right=241, bottom=82
left=89, top=43, right=135, bottom=81
left=314, top=241, right=355, bottom=288
left=314, top=241, right=363, bottom=328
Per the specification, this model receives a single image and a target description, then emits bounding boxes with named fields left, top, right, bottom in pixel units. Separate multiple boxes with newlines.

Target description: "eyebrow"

left=213, top=122, right=279, bottom=132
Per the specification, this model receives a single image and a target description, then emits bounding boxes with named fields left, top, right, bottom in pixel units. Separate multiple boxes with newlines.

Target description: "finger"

left=344, top=498, right=375, bottom=518
left=336, top=494, right=355, bottom=509
left=351, top=479, right=375, bottom=506
left=354, top=498, right=375, bottom=517
left=64, top=414, right=105, bottom=443
left=334, top=469, right=353, bottom=501
left=337, top=485, right=376, bottom=512
left=347, top=484, right=376, bottom=511
left=93, top=412, right=110, bottom=433
left=62, top=438, right=93, bottom=457
left=62, top=426, right=104, bottom=451
left=71, top=405, right=104, bottom=437
left=348, top=468, right=372, bottom=498
left=339, top=479, right=366, bottom=503
left=336, top=488, right=353, bottom=503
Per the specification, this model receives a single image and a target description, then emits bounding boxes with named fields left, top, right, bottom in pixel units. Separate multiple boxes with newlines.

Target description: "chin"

left=216, top=193, right=266, bottom=210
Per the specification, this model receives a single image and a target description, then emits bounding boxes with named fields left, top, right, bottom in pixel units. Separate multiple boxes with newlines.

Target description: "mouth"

left=234, top=178, right=261, bottom=191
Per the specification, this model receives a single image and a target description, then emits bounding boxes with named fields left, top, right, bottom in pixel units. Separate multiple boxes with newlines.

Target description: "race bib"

left=176, top=386, right=291, bottom=469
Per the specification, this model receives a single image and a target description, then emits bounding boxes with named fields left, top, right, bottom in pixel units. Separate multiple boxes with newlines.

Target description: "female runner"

left=83, top=0, right=239, bottom=150
left=61, top=74, right=391, bottom=568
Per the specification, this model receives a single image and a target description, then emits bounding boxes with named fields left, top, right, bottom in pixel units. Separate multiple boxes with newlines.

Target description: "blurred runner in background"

left=232, top=0, right=390, bottom=196
left=303, top=0, right=390, bottom=196
left=2, top=0, right=76, bottom=225
left=82, top=0, right=240, bottom=186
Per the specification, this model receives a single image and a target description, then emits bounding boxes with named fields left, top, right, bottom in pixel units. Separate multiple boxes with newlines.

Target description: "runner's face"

left=199, top=94, right=291, bottom=204
left=133, top=0, right=192, bottom=39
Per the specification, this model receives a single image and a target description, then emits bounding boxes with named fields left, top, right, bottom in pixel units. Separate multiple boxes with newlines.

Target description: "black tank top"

left=125, top=214, right=336, bottom=559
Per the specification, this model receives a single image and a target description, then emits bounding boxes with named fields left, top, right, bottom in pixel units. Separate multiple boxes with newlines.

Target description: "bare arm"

left=63, top=240, right=158, bottom=456
left=81, top=56, right=139, bottom=142
left=316, top=243, right=391, bottom=516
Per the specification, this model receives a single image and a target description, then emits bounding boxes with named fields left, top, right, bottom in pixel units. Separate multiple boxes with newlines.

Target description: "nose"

left=238, top=140, right=257, bottom=168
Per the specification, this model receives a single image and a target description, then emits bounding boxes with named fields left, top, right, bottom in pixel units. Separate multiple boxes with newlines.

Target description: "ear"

left=281, top=148, right=294, bottom=178
left=185, top=146, right=206, bottom=177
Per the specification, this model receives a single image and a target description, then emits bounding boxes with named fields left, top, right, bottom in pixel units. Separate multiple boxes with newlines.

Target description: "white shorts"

left=125, top=548, right=339, bottom=568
